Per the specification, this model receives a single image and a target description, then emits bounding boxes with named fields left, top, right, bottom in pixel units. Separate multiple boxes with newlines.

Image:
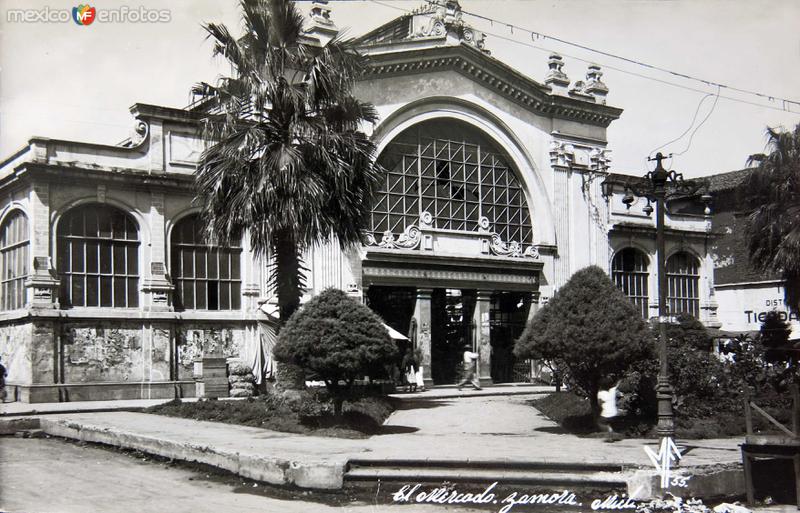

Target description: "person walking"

left=597, top=380, right=620, bottom=440
left=457, top=344, right=481, bottom=391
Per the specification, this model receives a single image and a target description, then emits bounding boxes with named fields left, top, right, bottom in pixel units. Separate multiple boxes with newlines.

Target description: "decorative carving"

left=408, top=0, right=488, bottom=52
left=365, top=225, right=422, bottom=250
left=420, top=210, right=433, bottom=227
left=590, top=148, right=612, bottom=173
left=130, top=120, right=149, bottom=147
left=544, top=53, right=570, bottom=89
left=584, top=64, right=609, bottom=103
left=549, top=141, right=575, bottom=167
left=478, top=216, right=491, bottom=231
left=488, top=234, right=540, bottom=259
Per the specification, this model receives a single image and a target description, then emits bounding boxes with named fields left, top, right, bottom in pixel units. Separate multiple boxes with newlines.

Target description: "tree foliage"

left=193, top=0, right=383, bottom=323
left=744, top=123, right=800, bottom=313
left=273, top=288, right=397, bottom=414
left=514, top=266, right=652, bottom=415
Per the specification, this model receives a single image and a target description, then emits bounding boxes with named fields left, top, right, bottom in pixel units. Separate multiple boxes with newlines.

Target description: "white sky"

left=1, top=0, right=799, bottom=177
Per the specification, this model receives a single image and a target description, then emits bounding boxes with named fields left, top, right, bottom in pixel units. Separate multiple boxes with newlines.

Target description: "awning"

left=384, top=323, right=409, bottom=341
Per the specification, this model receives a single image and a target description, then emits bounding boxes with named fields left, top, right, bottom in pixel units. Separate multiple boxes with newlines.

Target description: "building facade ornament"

left=544, top=53, right=570, bottom=91
left=365, top=224, right=422, bottom=250
left=408, top=0, right=487, bottom=52
left=487, top=233, right=541, bottom=259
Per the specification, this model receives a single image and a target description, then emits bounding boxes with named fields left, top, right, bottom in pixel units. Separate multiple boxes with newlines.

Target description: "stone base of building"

left=5, top=381, right=196, bottom=403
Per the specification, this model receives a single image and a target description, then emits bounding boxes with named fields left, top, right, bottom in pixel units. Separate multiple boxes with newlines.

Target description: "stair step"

left=344, top=467, right=627, bottom=488
left=347, top=459, right=624, bottom=474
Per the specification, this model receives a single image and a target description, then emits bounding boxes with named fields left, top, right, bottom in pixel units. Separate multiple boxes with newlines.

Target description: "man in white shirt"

left=457, top=345, right=482, bottom=391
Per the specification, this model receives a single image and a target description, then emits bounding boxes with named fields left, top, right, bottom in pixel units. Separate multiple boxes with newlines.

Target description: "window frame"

left=169, top=214, right=243, bottom=312
left=0, top=210, right=30, bottom=311
left=56, top=204, right=140, bottom=309
left=611, top=247, right=650, bottom=319
left=666, top=251, right=701, bottom=317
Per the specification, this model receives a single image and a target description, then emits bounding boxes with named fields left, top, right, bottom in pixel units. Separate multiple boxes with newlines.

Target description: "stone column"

left=26, top=183, right=60, bottom=309
left=474, top=290, right=493, bottom=386
left=414, top=288, right=433, bottom=388
left=141, top=191, right=173, bottom=311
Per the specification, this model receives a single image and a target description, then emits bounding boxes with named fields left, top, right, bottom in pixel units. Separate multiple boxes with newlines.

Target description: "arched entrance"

left=363, top=118, right=542, bottom=385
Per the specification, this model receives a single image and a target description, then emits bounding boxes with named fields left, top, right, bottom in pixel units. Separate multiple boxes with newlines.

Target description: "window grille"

left=666, top=251, right=700, bottom=317
left=0, top=211, right=29, bottom=310
left=57, top=204, right=139, bottom=308
left=372, top=120, right=533, bottom=245
left=611, top=248, right=650, bottom=318
left=170, top=214, right=241, bottom=311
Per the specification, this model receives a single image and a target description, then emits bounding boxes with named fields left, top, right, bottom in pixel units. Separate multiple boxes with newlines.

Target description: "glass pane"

left=99, top=243, right=112, bottom=274
left=84, top=210, right=98, bottom=237
left=207, top=249, right=218, bottom=279
left=127, top=245, right=138, bottom=275
left=219, top=282, right=230, bottom=310
left=113, top=245, right=125, bottom=274
left=86, top=275, right=98, bottom=306
left=195, top=251, right=206, bottom=279
left=195, top=281, right=207, bottom=309
left=181, top=251, right=193, bottom=278
left=114, top=277, right=126, bottom=306
left=86, top=241, right=98, bottom=273
left=127, top=278, right=138, bottom=307
left=219, top=253, right=229, bottom=280
left=100, top=276, right=112, bottom=307
left=71, top=279, right=85, bottom=307
left=98, top=213, right=112, bottom=239
left=182, top=281, right=194, bottom=310
left=71, top=243, right=84, bottom=273
left=230, top=252, right=240, bottom=279
left=231, top=282, right=241, bottom=310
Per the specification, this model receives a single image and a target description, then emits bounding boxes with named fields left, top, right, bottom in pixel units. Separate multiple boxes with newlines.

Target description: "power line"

left=424, top=0, right=800, bottom=110
left=366, top=0, right=798, bottom=114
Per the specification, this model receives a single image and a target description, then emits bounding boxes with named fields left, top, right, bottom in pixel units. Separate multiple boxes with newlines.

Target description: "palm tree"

left=192, top=0, right=382, bottom=325
left=744, top=124, right=800, bottom=313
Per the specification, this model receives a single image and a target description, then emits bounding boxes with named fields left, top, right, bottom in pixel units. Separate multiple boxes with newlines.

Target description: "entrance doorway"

left=490, top=292, right=533, bottom=383
left=431, top=289, right=475, bottom=385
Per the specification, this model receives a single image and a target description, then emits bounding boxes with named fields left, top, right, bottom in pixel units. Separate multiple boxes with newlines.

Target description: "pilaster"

left=474, top=290, right=493, bottom=386
left=141, top=191, right=173, bottom=311
left=413, top=288, right=433, bottom=388
left=26, top=183, right=59, bottom=308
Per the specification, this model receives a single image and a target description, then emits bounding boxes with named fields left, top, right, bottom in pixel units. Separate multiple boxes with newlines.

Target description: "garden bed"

left=533, top=391, right=790, bottom=439
left=145, top=392, right=396, bottom=439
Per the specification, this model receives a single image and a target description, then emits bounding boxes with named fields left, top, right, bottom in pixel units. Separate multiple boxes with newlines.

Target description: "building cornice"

left=360, top=44, right=623, bottom=128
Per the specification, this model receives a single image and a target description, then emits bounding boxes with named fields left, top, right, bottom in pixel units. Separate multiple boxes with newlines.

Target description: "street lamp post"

left=614, top=152, right=711, bottom=438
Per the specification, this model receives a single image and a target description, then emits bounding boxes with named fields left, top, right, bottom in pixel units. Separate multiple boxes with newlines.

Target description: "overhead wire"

left=365, top=0, right=798, bottom=114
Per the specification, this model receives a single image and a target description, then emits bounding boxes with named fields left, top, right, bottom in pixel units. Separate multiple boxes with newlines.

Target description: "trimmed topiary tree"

left=514, top=265, right=652, bottom=418
left=273, top=288, right=397, bottom=415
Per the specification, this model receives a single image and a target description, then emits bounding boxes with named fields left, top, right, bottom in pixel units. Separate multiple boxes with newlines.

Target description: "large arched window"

left=57, top=204, right=139, bottom=308
left=667, top=251, right=700, bottom=317
left=611, top=248, right=650, bottom=318
left=170, top=214, right=241, bottom=311
left=372, top=119, right=533, bottom=245
left=0, top=210, right=29, bottom=310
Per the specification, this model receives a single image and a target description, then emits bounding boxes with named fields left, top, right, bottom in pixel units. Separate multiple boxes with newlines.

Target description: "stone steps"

left=344, top=458, right=629, bottom=492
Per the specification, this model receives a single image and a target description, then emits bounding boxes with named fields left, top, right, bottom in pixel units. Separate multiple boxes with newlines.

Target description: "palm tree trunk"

left=273, top=228, right=305, bottom=390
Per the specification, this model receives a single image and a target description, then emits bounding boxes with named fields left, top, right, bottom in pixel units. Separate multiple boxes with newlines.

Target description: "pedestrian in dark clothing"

left=0, top=356, right=8, bottom=403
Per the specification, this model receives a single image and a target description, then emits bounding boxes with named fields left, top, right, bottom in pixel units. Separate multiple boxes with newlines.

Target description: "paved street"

left=0, top=437, right=483, bottom=513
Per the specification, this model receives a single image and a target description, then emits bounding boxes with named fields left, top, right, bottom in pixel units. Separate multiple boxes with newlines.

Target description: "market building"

left=0, top=1, right=770, bottom=402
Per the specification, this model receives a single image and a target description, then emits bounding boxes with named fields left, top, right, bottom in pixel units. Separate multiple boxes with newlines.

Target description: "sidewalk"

left=0, top=392, right=745, bottom=493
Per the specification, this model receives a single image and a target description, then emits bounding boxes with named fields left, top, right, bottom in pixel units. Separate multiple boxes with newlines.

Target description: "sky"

left=1, top=0, right=799, bottom=177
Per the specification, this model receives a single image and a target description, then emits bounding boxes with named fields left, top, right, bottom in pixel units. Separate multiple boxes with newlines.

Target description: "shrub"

left=273, top=288, right=398, bottom=415
left=514, top=266, right=652, bottom=417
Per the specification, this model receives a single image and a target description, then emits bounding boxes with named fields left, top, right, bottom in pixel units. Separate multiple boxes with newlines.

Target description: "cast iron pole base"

left=655, top=374, right=675, bottom=439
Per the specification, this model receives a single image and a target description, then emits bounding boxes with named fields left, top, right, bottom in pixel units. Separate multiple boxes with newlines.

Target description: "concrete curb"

left=1, top=406, right=148, bottom=418
left=30, top=417, right=346, bottom=490
left=390, top=389, right=552, bottom=400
